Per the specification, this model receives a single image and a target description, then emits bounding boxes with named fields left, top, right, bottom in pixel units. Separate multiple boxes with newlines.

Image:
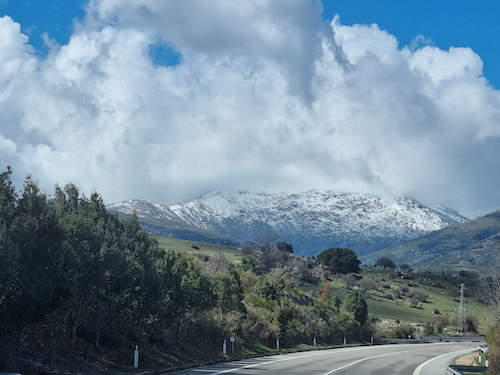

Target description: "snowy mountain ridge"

left=107, top=190, right=469, bottom=255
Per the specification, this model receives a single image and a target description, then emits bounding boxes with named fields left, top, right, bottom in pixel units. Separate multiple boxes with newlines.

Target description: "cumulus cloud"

left=0, top=1, right=499, bottom=216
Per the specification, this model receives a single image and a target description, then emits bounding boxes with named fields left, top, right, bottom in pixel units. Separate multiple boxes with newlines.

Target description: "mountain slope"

left=362, top=209, right=500, bottom=271
left=108, top=190, right=468, bottom=256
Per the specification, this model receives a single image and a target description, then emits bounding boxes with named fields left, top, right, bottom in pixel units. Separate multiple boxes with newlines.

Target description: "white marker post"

left=223, top=339, right=227, bottom=355
left=313, top=336, right=317, bottom=347
left=134, top=345, right=139, bottom=368
left=230, top=336, right=235, bottom=354
left=276, top=337, right=280, bottom=351
left=344, top=336, right=347, bottom=346
left=371, top=336, right=374, bottom=345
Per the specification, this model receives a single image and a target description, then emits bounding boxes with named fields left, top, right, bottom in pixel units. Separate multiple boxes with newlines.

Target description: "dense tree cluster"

left=0, top=168, right=219, bottom=370
left=316, top=248, right=361, bottom=274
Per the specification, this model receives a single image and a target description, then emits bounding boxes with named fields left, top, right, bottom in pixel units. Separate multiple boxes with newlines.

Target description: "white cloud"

left=0, top=2, right=499, bottom=217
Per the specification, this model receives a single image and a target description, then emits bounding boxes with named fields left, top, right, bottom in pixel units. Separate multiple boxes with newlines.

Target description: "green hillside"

left=361, top=210, right=500, bottom=272
left=155, top=235, right=493, bottom=333
left=155, top=236, right=245, bottom=263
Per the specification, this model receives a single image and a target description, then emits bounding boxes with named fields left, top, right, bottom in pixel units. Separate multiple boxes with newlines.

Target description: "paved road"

left=170, top=342, right=477, bottom=375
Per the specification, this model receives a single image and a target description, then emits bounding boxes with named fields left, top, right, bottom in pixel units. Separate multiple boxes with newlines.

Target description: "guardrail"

left=380, top=336, right=485, bottom=344
left=447, top=365, right=487, bottom=374
left=380, top=338, right=422, bottom=344
left=420, top=335, right=485, bottom=342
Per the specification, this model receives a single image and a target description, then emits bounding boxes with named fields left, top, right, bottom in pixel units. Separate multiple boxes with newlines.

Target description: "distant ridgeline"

left=363, top=209, right=500, bottom=272
left=108, top=190, right=468, bottom=257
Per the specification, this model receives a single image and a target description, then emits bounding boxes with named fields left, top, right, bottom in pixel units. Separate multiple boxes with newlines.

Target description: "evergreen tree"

left=344, top=292, right=368, bottom=325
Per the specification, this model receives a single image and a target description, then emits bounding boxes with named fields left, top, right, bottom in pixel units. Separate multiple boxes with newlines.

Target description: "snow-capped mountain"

left=107, top=190, right=469, bottom=255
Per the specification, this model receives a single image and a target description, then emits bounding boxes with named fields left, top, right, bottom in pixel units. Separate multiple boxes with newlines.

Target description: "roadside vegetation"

left=0, top=167, right=495, bottom=374
left=0, top=169, right=371, bottom=374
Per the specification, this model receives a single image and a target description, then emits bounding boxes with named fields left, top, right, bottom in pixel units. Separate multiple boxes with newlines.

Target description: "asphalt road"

left=170, top=342, right=477, bottom=375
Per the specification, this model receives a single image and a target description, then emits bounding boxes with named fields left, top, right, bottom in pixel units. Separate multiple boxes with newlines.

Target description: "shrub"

left=465, top=315, right=478, bottom=333
left=389, top=325, right=415, bottom=339
left=424, top=322, right=434, bottom=335
left=434, top=316, right=449, bottom=334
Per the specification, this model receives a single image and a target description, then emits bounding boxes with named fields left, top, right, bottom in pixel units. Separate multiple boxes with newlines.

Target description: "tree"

left=376, top=257, right=396, bottom=270
left=257, top=274, right=285, bottom=301
left=399, top=264, right=413, bottom=273
left=316, top=248, right=360, bottom=274
left=344, top=292, right=368, bottom=325
left=277, top=242, right=293, bottom=254
left=216, top=268, right=246, bottom=315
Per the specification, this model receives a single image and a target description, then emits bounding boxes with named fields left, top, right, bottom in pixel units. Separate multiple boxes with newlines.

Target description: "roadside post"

left=371, top=336, right=374, bottom=345
left=223, top=339, right=227, bottom=355
left=134, top=345, right=139, bottom=368
left=276, top=337, right=280, bottom=351
left=313, top=336, right=317, bottom=346
left=344, top=336, right=346, bottom=346
left=230, top=336, right=235, bottom=354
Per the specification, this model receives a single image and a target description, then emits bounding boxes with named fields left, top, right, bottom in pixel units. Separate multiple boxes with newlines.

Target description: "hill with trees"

left=362, top=210, right=500, bottom=272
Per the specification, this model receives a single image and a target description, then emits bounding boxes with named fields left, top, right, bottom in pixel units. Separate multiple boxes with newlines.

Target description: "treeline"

left=0, top=168, right=372, bottom=374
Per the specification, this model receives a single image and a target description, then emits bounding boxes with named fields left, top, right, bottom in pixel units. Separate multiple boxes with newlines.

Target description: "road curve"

left=169, top=342, right=477, bottom=375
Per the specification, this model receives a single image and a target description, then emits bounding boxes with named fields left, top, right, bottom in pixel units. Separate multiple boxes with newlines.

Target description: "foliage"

left=389, top=325, right=415, bottom=339
left=0, top=169, right=219, bottom=371
left=376, top=257, right=396, bottom=270
left=434, top=316, right=449, bottom=334
left=465, top=315, right=478, bottom=333
left=277, top=242, right=293, bottom=253
left=344, top=292, right=368, bottom=325
left=316, top=248, right=361, bottom=274
left=423, top=322, right=434, bottom=335
left=488, top=323, right=500, bottom=375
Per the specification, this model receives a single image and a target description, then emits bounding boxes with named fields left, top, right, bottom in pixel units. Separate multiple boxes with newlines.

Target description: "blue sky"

left=1, top=0, right=499, bottom=87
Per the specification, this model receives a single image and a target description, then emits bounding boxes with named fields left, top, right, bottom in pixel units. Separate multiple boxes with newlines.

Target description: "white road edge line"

left=322, top=350, right=407, bottom=374
left=412, top=348, right=475, bottom=375
left=207, top=347, right=373, bottom=375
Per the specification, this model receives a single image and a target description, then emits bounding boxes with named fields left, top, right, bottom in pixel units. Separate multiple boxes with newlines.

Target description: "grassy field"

left=360, top=268, right=493, bottom=332
left=155, top=235, right=245, bottom=263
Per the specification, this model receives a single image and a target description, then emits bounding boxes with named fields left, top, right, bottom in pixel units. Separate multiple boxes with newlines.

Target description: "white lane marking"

left=187, top=343, right=466, bottom=375
left=412, top=348, right=475, bottom=375
left=322, top=351, right=407, bottom=374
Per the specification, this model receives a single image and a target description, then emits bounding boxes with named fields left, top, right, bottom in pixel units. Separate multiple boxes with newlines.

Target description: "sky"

left=0, top=0, right=499, bottom=217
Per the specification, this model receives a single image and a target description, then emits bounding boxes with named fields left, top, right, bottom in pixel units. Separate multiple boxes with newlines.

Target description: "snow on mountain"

left=107, top=190, right=469, bottom=255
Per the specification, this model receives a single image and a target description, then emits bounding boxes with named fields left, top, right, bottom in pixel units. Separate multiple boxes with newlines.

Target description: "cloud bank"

left=0, top=0, right=499, bottom=216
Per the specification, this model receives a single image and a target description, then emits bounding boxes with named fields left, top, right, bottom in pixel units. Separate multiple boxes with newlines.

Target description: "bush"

left=424, top=322, right=434, bottom=335
left=407, top=297, right=421, bottom=309
left=434, top=316, right=449, bottom=334
left=465, top=315, right=478, bottom=333
left=389, top=325, right=415, bottom=339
